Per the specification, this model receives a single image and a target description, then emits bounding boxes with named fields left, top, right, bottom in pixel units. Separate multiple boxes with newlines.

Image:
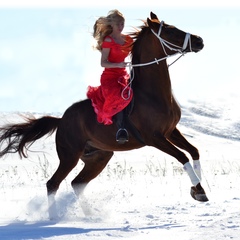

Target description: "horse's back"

left=55, top=99, right=95, bottom=149
left=63, top=98, right=92, bottom=115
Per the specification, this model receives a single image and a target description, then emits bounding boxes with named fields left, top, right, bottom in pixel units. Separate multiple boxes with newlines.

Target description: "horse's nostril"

left=198, top=37, right=204, bottom=46
left=192, top=37, right=204, bottom=51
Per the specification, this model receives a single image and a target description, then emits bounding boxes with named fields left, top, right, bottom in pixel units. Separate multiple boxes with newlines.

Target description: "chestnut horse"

left=0, top=12, right=208, bottom=218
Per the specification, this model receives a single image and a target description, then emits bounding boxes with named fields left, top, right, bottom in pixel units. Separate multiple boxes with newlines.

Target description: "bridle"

left=122, top=21, right=192, bottom=100
left=129, top=20, right=192, bottom=68
left=151, top=21, right=192, bottom=57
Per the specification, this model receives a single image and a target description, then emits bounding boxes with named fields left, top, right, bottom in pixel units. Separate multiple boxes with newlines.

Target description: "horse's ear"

left=150, top=12, right=158, bottom=20
left=147, top=18, right=152, bottom=27
left=147, top=17, right=157, bottom=29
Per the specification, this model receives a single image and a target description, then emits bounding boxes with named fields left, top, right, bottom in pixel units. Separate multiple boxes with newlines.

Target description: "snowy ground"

left=0, top=100, right=240, bottom=240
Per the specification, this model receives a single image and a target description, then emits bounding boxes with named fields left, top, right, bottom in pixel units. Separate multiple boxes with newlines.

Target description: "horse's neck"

left=133, top=62, right=173, bottom=100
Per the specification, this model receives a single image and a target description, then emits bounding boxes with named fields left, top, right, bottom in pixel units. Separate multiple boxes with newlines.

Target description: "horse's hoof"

left=190, top=186, right=209, bottom=202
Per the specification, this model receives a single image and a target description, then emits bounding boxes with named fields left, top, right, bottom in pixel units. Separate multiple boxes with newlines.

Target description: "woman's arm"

left=101, top=47, right=127, bottom=68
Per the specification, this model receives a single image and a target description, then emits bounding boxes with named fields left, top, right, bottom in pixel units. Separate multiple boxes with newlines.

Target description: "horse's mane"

left=129, top=18, right=161, bottom=56
left=129, top=21, right=146, bottom=37
left=129, top=20, right=149, bottom=56
left=130, top=18, right=161, bottom=38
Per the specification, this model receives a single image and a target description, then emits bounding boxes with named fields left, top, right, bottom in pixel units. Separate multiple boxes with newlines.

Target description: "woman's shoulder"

left=103, top=36, right=113, bottom=42
left=124, top=34, right=133, bottom=44
left=102, top=36, right=114, bottom=48
left=102, top=36, right=114, bottom=46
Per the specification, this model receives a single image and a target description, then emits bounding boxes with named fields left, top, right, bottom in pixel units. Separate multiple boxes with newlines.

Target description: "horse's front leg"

left=168, top=127, right=199, bottom=160
left=168, top=127, right=202, bottom=180
left=152, top=131, right=208, bottom=202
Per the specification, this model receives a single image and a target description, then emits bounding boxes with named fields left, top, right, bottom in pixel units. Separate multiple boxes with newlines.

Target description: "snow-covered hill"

left=0, top=100, right=239, bottom=240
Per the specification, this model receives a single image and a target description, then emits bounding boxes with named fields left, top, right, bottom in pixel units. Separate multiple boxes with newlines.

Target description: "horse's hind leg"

left=71, top=149, right=113, bottom=197
left=70, top=149, right=113, bottom=216
left=46, top=148, right=81, bottom=219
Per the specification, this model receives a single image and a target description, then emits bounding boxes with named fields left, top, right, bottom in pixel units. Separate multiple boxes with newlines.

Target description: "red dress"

left=87, top=35, right=133, bottom=125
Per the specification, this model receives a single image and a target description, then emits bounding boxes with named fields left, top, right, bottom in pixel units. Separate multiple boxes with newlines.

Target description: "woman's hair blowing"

left=93, top=10, right=125, bottom=51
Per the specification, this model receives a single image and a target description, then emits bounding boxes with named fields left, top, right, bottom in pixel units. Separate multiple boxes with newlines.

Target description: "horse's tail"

left=0, top=116, right=61, bottom=158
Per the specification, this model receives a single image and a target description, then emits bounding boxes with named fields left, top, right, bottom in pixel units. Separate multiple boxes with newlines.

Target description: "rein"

left=121, top=21, right=191, bottom=100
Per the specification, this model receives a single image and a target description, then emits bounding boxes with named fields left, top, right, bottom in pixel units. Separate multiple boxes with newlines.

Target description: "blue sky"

left=0, top=1, right=240, bottom=113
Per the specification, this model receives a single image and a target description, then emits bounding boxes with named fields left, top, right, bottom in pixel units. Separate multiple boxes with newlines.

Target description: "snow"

left=0, top=5, right=239, bottom=239
left=0, top=100, right=240, bottom=240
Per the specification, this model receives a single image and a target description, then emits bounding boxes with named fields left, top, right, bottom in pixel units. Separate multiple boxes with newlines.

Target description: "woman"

left=87, top=10, right=133, bottom=143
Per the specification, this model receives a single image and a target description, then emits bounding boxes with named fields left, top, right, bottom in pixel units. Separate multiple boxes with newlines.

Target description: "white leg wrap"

left=183, top=162, right=200, bottom=186
left=193, top=160, right=202, bottom=180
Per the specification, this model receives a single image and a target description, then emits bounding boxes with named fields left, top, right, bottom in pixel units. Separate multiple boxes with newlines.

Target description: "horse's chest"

left=156, top=102, right=181, bottom=132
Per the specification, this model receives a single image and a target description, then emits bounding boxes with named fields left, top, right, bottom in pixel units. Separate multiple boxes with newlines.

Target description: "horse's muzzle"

left=192, top=36, right=204, bottom=52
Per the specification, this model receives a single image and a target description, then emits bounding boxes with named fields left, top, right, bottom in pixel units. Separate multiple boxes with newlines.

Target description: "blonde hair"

left=93, top=10, right=125, bottom=51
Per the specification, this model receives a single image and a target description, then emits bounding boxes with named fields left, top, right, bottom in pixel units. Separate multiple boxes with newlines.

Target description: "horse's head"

left=147, top=12, right=204, bottom=55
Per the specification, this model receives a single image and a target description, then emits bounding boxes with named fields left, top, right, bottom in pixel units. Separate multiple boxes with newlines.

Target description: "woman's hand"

left=117, top=62, right=128, bottom=68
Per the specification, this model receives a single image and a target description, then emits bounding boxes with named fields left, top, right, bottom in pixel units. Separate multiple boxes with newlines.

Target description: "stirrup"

left=116, top=128, right=129, bottom=144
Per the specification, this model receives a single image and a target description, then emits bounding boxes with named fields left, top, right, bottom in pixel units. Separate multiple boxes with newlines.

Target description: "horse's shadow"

left=0, top=221, right=109, bottom=240
left=0, top=220, right=185, bottom=240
